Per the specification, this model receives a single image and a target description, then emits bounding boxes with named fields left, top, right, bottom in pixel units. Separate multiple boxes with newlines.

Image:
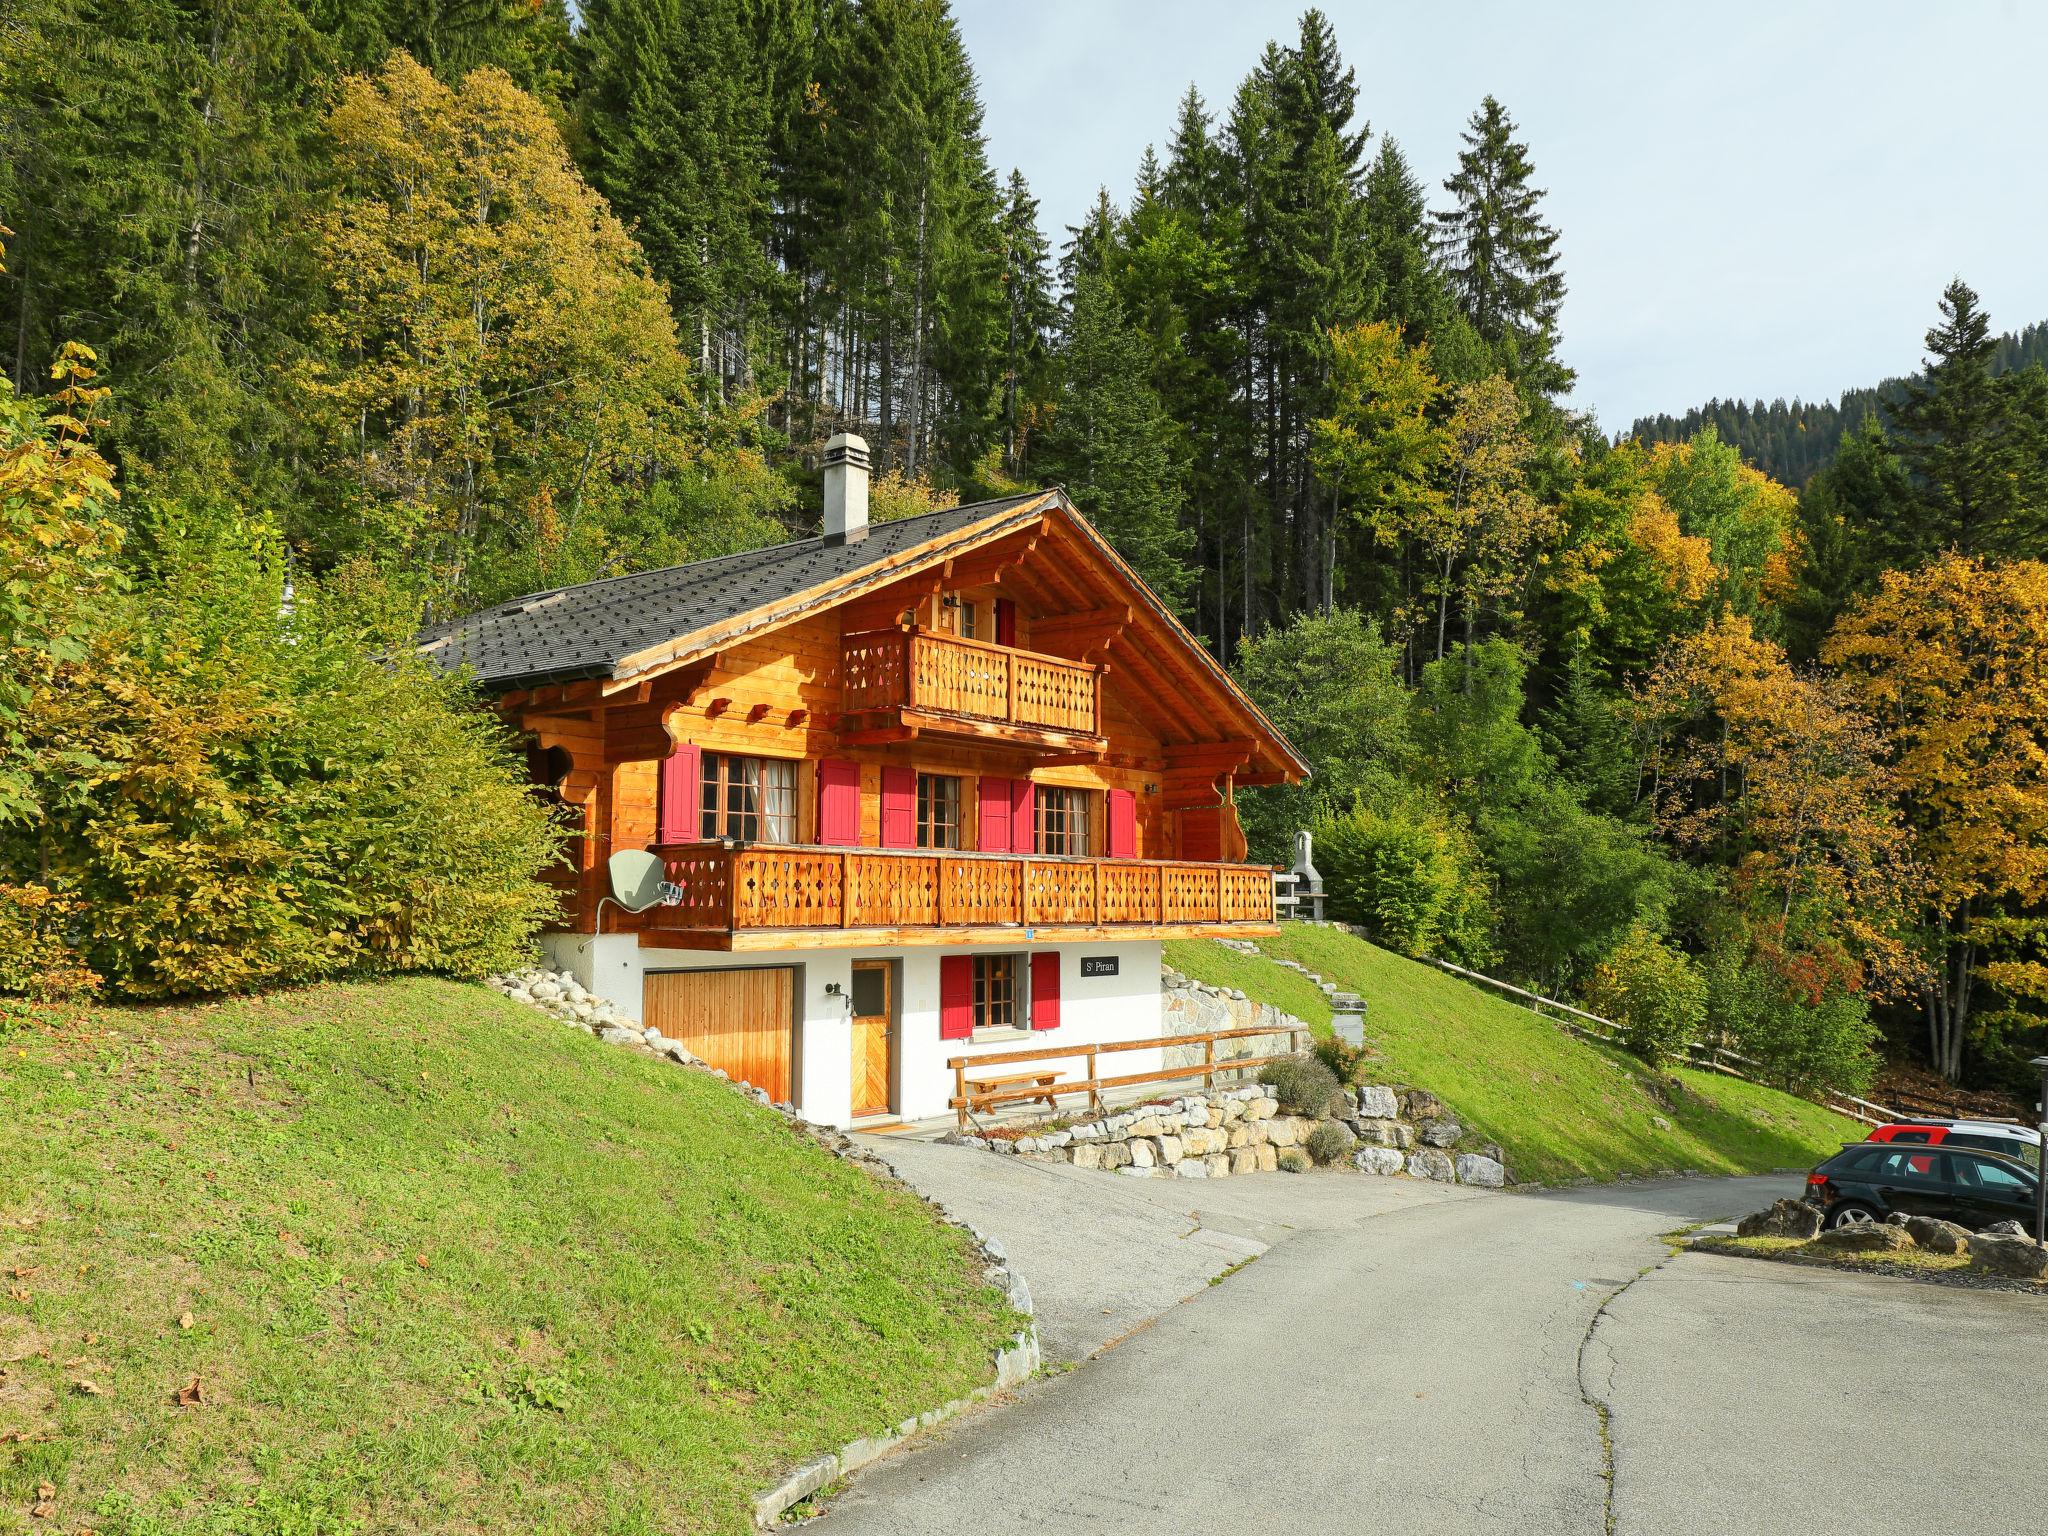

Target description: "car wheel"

left=1827, top=1202, right=1879, bottom=1229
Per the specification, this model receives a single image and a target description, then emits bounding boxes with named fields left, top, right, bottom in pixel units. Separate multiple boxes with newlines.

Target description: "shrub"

left=1276, top=1149, right=1311, bottom=1174
left=1583, top=926, right=1707, bottom=1066
left=2, top=506, right=564, bottom=997
left=0, top=885, right=100, bottom=1001
left=1304, top=1121, right=1357, bottom=1166
left=1708, top=943, right=1879, bottom=1095
left=1258, top=1053, right=1343, bottom=1117
left=1313, top=1035, right=1368, bottom=1084
left=1313, top=795, right=1495, bottom=964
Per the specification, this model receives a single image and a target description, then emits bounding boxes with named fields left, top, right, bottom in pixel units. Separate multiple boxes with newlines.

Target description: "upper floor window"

left=1035, top=785, right=1094, bottom=856
left=700, top=753, right=795, bottom=842
left=938, top=594, right=982, bottom=640
left=917, top=773, right=962, bottom=849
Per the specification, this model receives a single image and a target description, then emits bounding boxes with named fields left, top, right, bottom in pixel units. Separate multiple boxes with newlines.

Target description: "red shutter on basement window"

left=657, top=744, right=701, bottom=843
left=994, top=598, right=1017, bottom=648
left=1108, top=789, right=1137, bottom=859
left=818, top=759, right=859, bottom=846
left=1030, top=952, right=1061, bottom=1030
left=976, top=776, right=1008, bottom=852
left=939, top=955, right=974, bottom=1040
left=1010, top=779, right=1035, bottom=854
left=880, top=765, right=917, bottom=849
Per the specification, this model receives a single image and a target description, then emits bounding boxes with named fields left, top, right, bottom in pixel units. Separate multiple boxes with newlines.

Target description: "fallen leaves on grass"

left=71, top=1377, right=102, bottom=1396
left=415, top=1254, right=430, bottom=1270
left=30, top=1480, right=54, bottom=1518
left=174, top=1374, right=204, bottom=1407
left=177, top=1311, right=193, bottom=1330
left=7, top=1288, right=29, bottom=1303
left=8, top=1266, right=36, bottom=1279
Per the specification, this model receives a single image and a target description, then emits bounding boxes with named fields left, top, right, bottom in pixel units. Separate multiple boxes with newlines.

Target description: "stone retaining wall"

left=1160, top=967, right=1308, bottom=1070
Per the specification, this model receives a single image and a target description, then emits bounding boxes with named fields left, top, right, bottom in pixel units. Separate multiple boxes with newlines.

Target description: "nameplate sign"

left=1081, top=955, right=1119, bottom=978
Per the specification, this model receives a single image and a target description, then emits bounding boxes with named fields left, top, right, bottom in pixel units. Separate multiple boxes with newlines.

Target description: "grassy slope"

left=0, top=980, right=1012, bottom=1536
left=1166, top=928, right=1864, bottom=1185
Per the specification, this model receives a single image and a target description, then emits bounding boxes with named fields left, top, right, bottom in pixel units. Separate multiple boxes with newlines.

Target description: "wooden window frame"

left=916, top=772, right=962, bottom=850
left=1034, top=784, right=1095, bottom=857
left=971, top=953, right=1019, bottom=1036
left=698, top=753, right=796, bottom=843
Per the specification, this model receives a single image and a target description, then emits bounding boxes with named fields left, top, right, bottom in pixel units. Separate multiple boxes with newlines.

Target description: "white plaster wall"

left=542, top=933, right=1164, bottom=1129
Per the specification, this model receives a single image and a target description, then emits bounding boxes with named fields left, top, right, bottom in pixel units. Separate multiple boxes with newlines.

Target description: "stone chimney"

left=822, top=432, right=871, bottom=545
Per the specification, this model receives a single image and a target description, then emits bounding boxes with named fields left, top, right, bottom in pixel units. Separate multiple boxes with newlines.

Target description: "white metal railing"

left=1427, top=957, right=1902, bottom=1129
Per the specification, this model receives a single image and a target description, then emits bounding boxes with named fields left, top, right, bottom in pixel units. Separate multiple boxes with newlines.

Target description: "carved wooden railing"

left=840, top=626, right=1101, bottom=735
left=641, top=843, right=1277, bottom=934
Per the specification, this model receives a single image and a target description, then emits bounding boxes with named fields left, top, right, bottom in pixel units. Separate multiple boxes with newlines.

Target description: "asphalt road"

left=818, top=1157, right=2045, bottom=1535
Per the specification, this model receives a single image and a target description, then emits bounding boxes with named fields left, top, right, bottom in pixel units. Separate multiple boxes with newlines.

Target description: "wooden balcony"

left=839, top=627, right=1105, bottom=753
left=630, top=843, right=1278, bottom=949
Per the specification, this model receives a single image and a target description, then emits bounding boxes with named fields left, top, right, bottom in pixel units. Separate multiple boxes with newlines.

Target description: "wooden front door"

left=643, top=967, right=794, bottom=1103
left=849, top=961, right=893, bottom=1117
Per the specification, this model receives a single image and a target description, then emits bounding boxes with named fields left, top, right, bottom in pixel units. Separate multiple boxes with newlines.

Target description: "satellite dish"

left=608, top=849, right=673, bottom=913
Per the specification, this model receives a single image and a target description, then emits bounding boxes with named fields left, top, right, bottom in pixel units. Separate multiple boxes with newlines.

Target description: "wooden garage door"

left=643, top=968, right=794, bottom=1103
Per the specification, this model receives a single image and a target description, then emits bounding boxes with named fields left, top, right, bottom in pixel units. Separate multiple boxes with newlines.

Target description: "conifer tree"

left=1433, top=96, right=1572, bottom=399
left=996, top=170, right=1055, bottom=474
left=1360, top=137, right=1446, bottom=339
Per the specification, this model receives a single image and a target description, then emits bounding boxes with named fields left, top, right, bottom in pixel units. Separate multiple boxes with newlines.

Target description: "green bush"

left=1276, top=1149, right=1311, bottom=1174
left=1583, top=926, right=1707, bottom=1067
left=1304, top=1120, right=1357, bottom=1166
left=1313, top=796, right=1495, bottom=965
left=2, top=507, right=564, bottom=996
left=1708, top=945, right=1879, bottom=1095
left=1258, top=1053, right=1343, bottom=1117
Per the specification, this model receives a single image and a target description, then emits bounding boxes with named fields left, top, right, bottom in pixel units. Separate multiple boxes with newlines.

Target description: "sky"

left=954, top=0, right=2048, bottom=435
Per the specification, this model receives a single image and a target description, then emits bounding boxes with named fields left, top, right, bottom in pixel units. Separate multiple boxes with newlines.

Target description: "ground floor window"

left=1035, top=785, right=1094, bottom=856
left=700, top=753, right=796, bottom=842
left=973, top=954, right=1018, bottom=1033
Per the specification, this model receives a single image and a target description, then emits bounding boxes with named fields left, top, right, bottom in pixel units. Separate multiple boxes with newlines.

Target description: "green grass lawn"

left=1166, top=928, right=1865, bottom=1186
left=0, top=980, right=1014, bottom=1536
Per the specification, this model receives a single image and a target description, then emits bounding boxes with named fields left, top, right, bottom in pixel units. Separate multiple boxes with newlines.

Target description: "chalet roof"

left=416, top=493, right=1050, bottom=690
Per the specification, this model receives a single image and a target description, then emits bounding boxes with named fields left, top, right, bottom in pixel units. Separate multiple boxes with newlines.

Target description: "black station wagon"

left=1804, top=1142, right=2040, bottom=1232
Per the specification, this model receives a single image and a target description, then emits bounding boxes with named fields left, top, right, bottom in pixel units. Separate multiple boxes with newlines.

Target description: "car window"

left=1887, top=1129, right=1934, bottom=1143
left=1950, top=1134, right=2040, bottom=1166
left=1954, top=1155, right=2030, bottom=1192
left=1870, top=1148, right=1942, bottom=1181
left=1832, top=1146, right=1887, bottom=1172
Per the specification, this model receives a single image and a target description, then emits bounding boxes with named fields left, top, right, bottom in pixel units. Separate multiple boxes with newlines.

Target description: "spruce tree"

left=1433, top=95, right=1572, bottom=398
left=1361, top=137, right=1448, bottom=340
left=1889, top=279, right=2048, bottom=559
left=996, top=170, right=1055, bottom=474
left=1039, top=272, right=1195, bottom=611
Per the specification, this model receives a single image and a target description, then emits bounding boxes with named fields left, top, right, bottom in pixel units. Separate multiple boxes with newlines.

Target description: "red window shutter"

left=1030, top=951, right=1061, bottom=1030
left=1010, top=778, right=1035, bottom=854
left=976, top=776, right=1009, bottom=852
left=818, top=759, right=859, bottom=846
left=939, top=955, right=974, bottom=1040
left=657, top=744, right=701, bottom=843
left=880, top=765, right=917, bottom=849
left=994, top=598, right=1017, bottom=648
left=1108, top=789, right=1137, bottom=859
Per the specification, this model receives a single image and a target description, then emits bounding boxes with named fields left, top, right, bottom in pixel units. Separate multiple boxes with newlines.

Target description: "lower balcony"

left=627, top=843, right=1278, bottom=949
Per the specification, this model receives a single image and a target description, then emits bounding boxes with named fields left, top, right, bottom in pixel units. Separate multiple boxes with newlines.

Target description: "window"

left=973, top=955, right=1017, bottom=1033
left=1035, top=785, right=1094, bottom=856
left=1954, top=1155, right=2030, bottom=1192
left=940, top=595, right=981, bottom=639
left=917, top=773, right=962, bottom=849
left=698, top=754, right=796, bottom=842
left=1871, top=1148, right=1941, bottom=1182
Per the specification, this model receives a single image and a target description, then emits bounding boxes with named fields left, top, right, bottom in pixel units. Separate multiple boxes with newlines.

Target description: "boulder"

left=1418, top=1117, right=1463, bottom=1148
left=1256, top=1145, right=1279, bottom=1173
left=1362, top=1120, right=1416, bottom=1150
left=1229, top=1147, right=1259, bottom=1176
left=1902, top=1215, right=1972, bottom=1255
left=1812, top=1221, right=1914, bottom=1253
left=1128, top=1138, right=1158, bottom=1170
left=1965, top=1234, right=2048, bottom=1280
left=1070, top=1144, right=1103, bottom=1171
left=1454, top=1153, right=1507, bottom=1189
left=1356, top=1085, right=1401, bottom=1120
left=1353, top=1146, right=1405, bottom=1177
left=1976, top=1219, right=2028, bottom=1238
left=1157, top=1134, right=1185, bottom=1166
left=1174, top=1157, right=1210, bottom=1179
left=1265, top=1117, right=1301, bottom=1148
left=1402, top=1088, right=1443, bottom=1121
left=1735, top=1199, right=1824, bottom=1241
left=596, top=1025, right=641, bottom=1046
left=1205, top=1153, right=1230, bottom=1177
left=1407, top=1149, right=1456, bottom=1182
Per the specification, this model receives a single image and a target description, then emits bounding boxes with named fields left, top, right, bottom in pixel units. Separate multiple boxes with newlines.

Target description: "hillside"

left=1166, top=929, right=1864, bottom=1185
left=1627, top=317, right=2048, bottom=483
left=0, top=981, right=1013, bottom=1536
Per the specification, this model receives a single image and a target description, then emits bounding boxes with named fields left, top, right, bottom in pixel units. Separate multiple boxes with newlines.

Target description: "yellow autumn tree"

left=1824, top=555, right=2048, bottom=1079
left=298, top=53, right=782, bottom=602
left=1638, top=614, right=1921, bottom=1003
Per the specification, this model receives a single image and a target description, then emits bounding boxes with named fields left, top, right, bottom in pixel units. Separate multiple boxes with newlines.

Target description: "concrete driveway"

left=828, top=1147, right=2043, bottom=1535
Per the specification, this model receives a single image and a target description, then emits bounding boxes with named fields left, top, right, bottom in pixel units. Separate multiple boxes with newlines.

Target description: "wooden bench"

left=963, top=1070, right=1064, bottom=1113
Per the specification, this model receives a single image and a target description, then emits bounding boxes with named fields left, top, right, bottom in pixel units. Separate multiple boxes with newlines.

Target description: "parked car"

left=1804, top=1142, right=2040, bottom=1231
left=1867, top=1118, right=2040, bottom=1168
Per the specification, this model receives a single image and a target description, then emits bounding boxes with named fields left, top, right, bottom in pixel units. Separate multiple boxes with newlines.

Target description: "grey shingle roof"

left=416, top=493, right=1049, bottom=690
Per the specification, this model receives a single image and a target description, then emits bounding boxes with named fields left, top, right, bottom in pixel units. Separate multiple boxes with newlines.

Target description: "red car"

left=1867, top=1119, right=2040, bottom=1168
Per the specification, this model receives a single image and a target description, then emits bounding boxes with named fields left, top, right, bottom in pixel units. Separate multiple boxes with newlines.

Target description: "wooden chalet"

left=421, top=434, right=1308, bottom=1126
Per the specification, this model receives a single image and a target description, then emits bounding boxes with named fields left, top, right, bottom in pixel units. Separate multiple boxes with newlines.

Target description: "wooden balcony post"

left=835, top=851, right=849, bottom=930
left=1004, top=649, right=1016, bottom=724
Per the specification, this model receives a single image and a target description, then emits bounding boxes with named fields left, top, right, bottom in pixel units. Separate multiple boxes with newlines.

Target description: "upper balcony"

left=839, top=626, right=1105, bottom=754
left=629, top=843, right=1277, bottom=950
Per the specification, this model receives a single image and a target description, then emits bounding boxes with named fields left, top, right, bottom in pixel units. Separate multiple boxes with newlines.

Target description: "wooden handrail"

left=649, top=839, right=1280, bottom=874
left=944, top=1022, right=1311, bottom=1129
left=843, top=622, right=1100, bottom=675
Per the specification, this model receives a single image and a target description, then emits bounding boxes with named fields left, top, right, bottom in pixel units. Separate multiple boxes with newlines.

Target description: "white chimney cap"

left=823, top=433, right=871, bottom=545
